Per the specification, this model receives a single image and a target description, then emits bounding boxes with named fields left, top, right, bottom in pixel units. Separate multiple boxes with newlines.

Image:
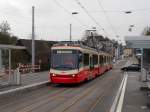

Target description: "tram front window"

left=51, top=50, right=78, bottom=70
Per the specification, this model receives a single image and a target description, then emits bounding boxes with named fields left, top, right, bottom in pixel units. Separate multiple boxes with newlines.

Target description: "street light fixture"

left=72, top=12, right=78, bottom=15
left=92, top=27, right=96, bottom=30
left=130, top=25, right=134, bottom=27
left=125, top=11, right=132, bottom=14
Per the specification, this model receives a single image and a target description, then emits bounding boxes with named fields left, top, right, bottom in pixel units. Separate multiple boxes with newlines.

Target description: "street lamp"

left=70, top=12, right=79, bottom=42
left=128, top=25, right=135, bottom=32
left=125, top=11, right=132, bottom=14
left=130, top=25, right=134, bottom=27
left=72, top=12, right=78, bottom=15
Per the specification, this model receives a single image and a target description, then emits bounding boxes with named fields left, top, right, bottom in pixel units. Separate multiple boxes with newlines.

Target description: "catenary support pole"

left=70, top=24, right=72, bottom=42
left=8, top=49, right=11, bottom=84
left=32, top=6, right=35, bottom=71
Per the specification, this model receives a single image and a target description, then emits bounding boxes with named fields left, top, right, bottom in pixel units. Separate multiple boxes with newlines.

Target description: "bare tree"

left=0, top=21, right=11, bottom=34
left=81, top=30, right=118, bottom=55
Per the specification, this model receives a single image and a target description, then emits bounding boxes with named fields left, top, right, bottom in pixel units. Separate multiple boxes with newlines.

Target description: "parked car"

left=121, top=64, right=141, bottom=71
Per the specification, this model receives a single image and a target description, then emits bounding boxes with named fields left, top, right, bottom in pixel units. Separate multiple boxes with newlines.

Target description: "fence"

left=18, top=64, right=41, bottom=74
left=0, top=64, right=41, bottom=87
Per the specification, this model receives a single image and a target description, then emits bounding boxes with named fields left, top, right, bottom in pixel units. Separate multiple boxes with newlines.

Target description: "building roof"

left=17, top=39, right=56, bottom=56
left=0, top=44, right=26, bottom=50
left=125, top=36, right=150, bottom=48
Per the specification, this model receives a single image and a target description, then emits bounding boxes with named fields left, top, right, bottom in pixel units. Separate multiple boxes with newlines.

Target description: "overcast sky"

left=0, top=0, right=150, bottom=43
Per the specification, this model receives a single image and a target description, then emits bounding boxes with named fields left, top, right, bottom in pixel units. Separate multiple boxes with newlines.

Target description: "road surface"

left=0, top=61, right=125, bottom=112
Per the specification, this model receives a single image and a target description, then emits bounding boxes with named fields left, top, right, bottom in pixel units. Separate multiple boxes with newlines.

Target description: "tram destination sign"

left=57, top=50, right=73, bottom=54
left=52, top=50, right=77, bottom=54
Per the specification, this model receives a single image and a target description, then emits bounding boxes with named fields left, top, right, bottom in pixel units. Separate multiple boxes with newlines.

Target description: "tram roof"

left=52, top=41, right=112, bottom=56
left=52, top=42, right=97, bottom=51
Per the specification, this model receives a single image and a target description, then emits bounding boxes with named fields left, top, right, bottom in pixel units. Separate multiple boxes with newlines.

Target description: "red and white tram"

left=49, top=43, right=113, bottom=84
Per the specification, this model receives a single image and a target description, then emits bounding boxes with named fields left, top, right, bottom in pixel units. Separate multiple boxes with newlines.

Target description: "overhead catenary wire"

left=52, top=0, right=90, bottom=28
left=75, top=0, right=110, bottom=37
left=88, top=8, right=150, bottom=13
left=97, top=0, right=118, bottom=39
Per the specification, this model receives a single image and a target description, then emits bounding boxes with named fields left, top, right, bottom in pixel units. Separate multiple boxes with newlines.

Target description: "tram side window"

left=78, top=52, right=83, bottom=68
left=108, top=56, right=110, bottom=63
left=103, top=56, right=106, bottom=64
left=106, top=56, right=108, bottom=64
left=83, top=53, right=89, bottom=66
left=93, top=55, right=98, bottom=65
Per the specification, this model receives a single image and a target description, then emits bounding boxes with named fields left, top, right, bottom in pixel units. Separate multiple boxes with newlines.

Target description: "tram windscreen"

left=51, top=50, right=78, bottom=70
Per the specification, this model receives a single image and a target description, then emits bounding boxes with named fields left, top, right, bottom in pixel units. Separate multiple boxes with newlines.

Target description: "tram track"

left=0, top=61, right=125, bottom=112
left=49, top=61, right=125, bottom=112
left=50, top=69, right=121, bottom=112
left=89, top=72, right=123, bottom=112
left=0, top=75, right=106, bottom=112
left=0, top=87, right=69, bottom=112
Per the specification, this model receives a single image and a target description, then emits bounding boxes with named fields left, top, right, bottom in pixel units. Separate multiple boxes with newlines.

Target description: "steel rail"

left=51, top=70, right=118, bottom=112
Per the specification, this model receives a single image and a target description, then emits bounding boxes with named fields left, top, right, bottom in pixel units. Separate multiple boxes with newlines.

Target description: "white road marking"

left=116, top=73, right=128, bottom=112
left=109, top=74, right=126, bottom=112
left=128, top=75, right=136, bottom=78
left=109, top=72, right=128, bottom=112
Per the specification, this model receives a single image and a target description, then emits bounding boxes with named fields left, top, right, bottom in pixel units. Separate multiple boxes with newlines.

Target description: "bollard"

left=13, top=68, right=21, bottom=85
left=16, top=68, right=21, bottom=85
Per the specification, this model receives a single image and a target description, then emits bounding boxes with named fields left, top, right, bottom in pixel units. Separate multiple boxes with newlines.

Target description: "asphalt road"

left=0, top=60, right=125, bottom=112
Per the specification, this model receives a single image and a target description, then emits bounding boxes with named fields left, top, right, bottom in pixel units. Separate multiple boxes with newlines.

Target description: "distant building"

left=123, top=48, right=133, bottom=58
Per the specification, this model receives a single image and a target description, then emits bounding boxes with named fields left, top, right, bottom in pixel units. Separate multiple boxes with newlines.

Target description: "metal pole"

left=70, top=24, right=72, bottom=42
left=8, top=49, right=11, bottom=84
left=141, top=48, right=143, bottom=71
left=0, top=49, right=2, bottom=69
left=32, top=6, right=35, bottom=70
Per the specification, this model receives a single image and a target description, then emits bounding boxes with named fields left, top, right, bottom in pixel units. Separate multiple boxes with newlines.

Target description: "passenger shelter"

left=0, top=44, right=25, bottom=85
left=125, top=36, right=150, bottom=69
left=125, top=36, right=150, bottom=87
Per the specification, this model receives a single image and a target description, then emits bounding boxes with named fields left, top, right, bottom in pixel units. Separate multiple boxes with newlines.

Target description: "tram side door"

left=90, top=56, right=94, bottom=70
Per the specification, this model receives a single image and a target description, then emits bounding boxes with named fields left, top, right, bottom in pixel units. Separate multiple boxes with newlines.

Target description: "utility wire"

left=75, top=0, right=109, bottom=37
left=97, top=0, right=118, bottom=38
left=88, top=8, right=150, bottom=13
left=52, top=0, right=90, bottom=28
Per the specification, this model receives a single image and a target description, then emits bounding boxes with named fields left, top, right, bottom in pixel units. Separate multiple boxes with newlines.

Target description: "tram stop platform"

left=122, top=71, right=150, bottom=112
left=121, top=58, right=150, bottom=112
left=0, top=71, right=49, bottom=96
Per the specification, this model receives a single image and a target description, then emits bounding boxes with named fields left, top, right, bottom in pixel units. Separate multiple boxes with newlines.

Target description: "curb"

left=0, top=81, right=50, bottom=98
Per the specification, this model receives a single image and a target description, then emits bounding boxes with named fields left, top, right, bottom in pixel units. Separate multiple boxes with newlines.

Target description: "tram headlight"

left=52, top=73, right=56, bottom=76
left=72, top=74, right=75, bottom=77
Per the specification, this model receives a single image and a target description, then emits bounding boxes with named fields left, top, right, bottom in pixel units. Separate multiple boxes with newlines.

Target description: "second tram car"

left=49, top=43, right=113, bottom=84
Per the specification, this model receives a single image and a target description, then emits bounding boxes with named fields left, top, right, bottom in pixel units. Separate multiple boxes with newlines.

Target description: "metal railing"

left=0, top=64, right=41, bottom=88
left=18, top=64, right=40, bottom=74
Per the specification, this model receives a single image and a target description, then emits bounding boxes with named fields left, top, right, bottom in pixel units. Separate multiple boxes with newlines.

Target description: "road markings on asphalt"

left=109, top=72, right=128, bottom=112
left=116, top=72, right=128, bottom=112
left=128, top=75, right=136, bottom=78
